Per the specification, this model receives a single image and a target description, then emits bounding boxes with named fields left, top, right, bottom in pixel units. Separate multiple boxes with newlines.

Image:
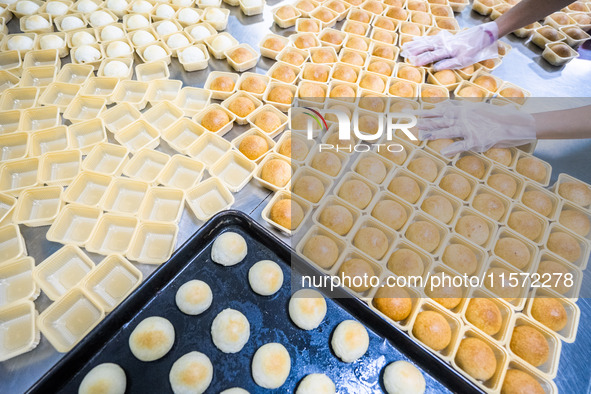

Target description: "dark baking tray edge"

left=27, top=210, right=482, bottom=394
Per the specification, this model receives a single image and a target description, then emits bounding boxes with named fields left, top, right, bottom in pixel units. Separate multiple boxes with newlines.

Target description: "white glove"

left=417, top=101, right=537, bottom=157
left=401, top=22, right=499, bottom=71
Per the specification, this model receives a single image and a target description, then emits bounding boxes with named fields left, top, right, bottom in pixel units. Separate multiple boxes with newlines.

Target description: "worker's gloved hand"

left=416, top=101, right=537, bottom=157
left=401, top=22, right=499, bottom=70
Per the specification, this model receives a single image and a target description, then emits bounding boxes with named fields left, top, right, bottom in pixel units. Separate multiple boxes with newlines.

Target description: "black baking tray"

left=28, top=210, right=481, bottom=393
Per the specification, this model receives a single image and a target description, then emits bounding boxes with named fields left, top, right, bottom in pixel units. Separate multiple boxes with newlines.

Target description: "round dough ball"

left=156, top=21, right=179, bottom=36
left=61, top=15, right=85, bottom=30
left=289, top=288, right=327, bottom=330
left=373, top=286, right=412, bottom=322
left=487, top=173, right=517, bottom=198
left=356, top=156, right=387, bottom=184
left=249, top=260, right=283, bottom=296
left=210, top=76, right=235, bottom=92
left=319, top=204, right=353, bottom=235
left=559, top=209, right=591, bottom=237
left=211, top=231, right=247, bottom=266
left=406, top=221, right=441, bottom=253
left=484, top=148, right=511, bottom=166
left=276, top=4, right=297, bottom=19
left=267, top=86, right=294, bottom=104
left=103, top=60, right=129, bottom=78
left=353, top=226, right=389, bottom=260
left=278, top=137, right=308, bottom=161
left=296, top=374, right=335, bottom=394
left=338, top=179, right=372, bottom=209
left=220, top=388, right=249, bottom=394
left=359, top=73, right=386, bottom=92
left=77, top=0, right=98, bottom=12
left=252, top=343, right=291, bottom=389
left=388, top=176, right=421, bottom=203
left=412, top=311, right=451, bottom=351
left=272, top=64, right=297, bottom=83
left=75, top=45, right=101, bottom=63
left=458, top=86, right=485, bottom=99
left=7, top=35, right=34, bottom=51
left=90, top=10, right=115, bottom=26
left=46, top=1, right=69, bottom=16
left=79, top=363, right=126, bottom=394
left=473, top=193, right=505, bottom=221
left=129, top=316, right=175, bottom=361
left=558, top=181, right=591, bottom=207
left=101, top=25, right=125, bottom=41
left=189, top=25, right=211, bottom=41
left=502, top=369, right=545, bottom=394
left=537, top=261, right=570, bottom=295
left=507, top=211, right=542, bottom=241
left=465, top=298, right=502, bottom=335
left=522, top=190, right=553, bottom=217
left=338, top=258, right=375, bottom=292
left=485, top=267, right=520, bottom=301
left=372, top=199, right=407, bottom=230
left=387, top=248, right=424, bottom=278
left=329, top=84, right=356, bottom=99
left=427, top=139, right=454, bottom=154
left=228, top=97, right=256, bottom=118
left=180, top=46, right=206, bottom=65
left=126, top=14, right=150, bottom=30
left=442, top=244, right=477, bottom=275
left=239, top=135, right=267, bottom=160
left=456, top=155, right=486, bottom=179
left=530, top=297, right=567, bottom=332
left=421, top=86, right=448, bottom=103
left=254, top=110, right=282, bottom=133
left=230, top=47, right=254, bottom=64
left=383, top=361, right=425, bottom=394
left=261, top=159, right=292, bottom=188
left=16, top=0, right=40, bottom=15
left=132, top=30, right=156, bottom=46
left=175, top=280, right=212, bottom=315
left=389, top=80, right=415, bottom=97
left=434, top=69, right=456, bottom=85
left=167, top=33, right=190, bottom=49
left=143, top=45, right=168, bottom=62
left=262, top=37, right=285, bottom=52
left=516, top=157, right=547, bottom=183
left=510, top=325, right=549, bottom=367
left=379, top=144, right=407, bottom=165
left=211, top=308, right=250, bottom=353
left=455, top=337, right=497, bottom=381
left=25, top=15, right=50, bottom=30
left=398, top=66, right=422, bottom=83
left=40, top=34, right=65, bottom=50
left=368, top=60, right=393, bottom=75
left=332, top=64, right=358, bottom=82
left=408, top=157, right=438, bottom=182
left=169, top=352, right=213, bottom=394
left=427, top=272, right=462, bottom=309
left=494, top=237, right=530, bottom=270
left=282, top=50, right=305, bottom=66
left=440, top=173, right=471, bottom=200
left=107, top=41, right=132, bottom=58
left=421, top=195, right=454, bottom=224
left=456, top=215, right=489, bottom=246
left=293, top=175, right=324, bottom=203
left=547, top=231, right=581, bottom=263
left=302, top=235, right=338, bottom=269
left=331, top=320, right=369, bottom=362
left=201, top=108, right=230, bottom=132
left=72, top=31, right=96, bottom=47
left=240, top=75, right=266, bottom=94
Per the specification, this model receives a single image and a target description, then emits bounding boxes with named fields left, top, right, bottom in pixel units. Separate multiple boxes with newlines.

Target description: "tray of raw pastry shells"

left=29, top=211, right=480, bottom=393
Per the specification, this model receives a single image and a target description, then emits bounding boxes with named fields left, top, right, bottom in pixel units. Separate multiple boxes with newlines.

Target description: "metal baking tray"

left=27, top=211, right=480, bottom=393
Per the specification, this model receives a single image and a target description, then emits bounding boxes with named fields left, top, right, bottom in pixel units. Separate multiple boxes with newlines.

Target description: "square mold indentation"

left=0, top=87, right=39, bottom=111
left=0, top=224, right=26, bottom=265
left=123, top=149, right=170, bottom=184
left=115, top=119, right=161, bottom=153
left=186, top=132, right=232, bottom=168
left=158, top=155, right=205, bottom=190
left=67, top=118, right=107, bottom=154
left=424, top=263, right=470, bottom=315
left=56, top=64, right=94, bottom=85
left=0, top=193, right=17, bottom=224
left=100, top=102, right=142, bottom=135
left=0, top=132, right=28, bottom=162
left=111, top=80, right=149, bottom=110
left=81, top=255, right=142, bottom=313
left=101, top=178, right=150, bottom=215
left=173, top=87, right=211, bottom=117
left=186, top=177, right=234, bottom=221
left=38, top=83, right=81, bottom=110
left=127, top=221, right=179, bottom=264
left=20, top=66, right=57, bottom=90
left=79, top=76, right=120, bottom=102
left=38, top=150, right=81, bottom=186
left=46, top=204, right=101, bottom=246
left=82, top=142, right=129, bottom=176
left=0, top=300, right=40, bottom=362
left=23, top=49, right=60, bottom=69
left=0, top=158, right=39, bottom=195
left=146, top=79, right=183, bottom=106
left=162, top=117, right=205, bottom=154
left=209, top=151, right=257, bottom=193
left=330, top=249, right=383, bottom=299
left=19, top=106, right=60, bottom=132
left=557, top=200, right=591, bottom=242
left=37, top=287, right=105, bottom=353
left=0, top=110, right=21, bottom=135
left=63, top=171, right=112, bottom=207
left=86, top=213, right=139, bottom=256
left=14, top=186, right=63, bottom=227
left=63, top=96, right=107, bottom=123
left=33, top=245, right=95, bottom=301
left=0, top=257, right=38, bottom=307
left=0, top=51, right=22, bottom=75
left=138, top=187, right=185, bottom=223
left=135, top=60, right=170, bottom=82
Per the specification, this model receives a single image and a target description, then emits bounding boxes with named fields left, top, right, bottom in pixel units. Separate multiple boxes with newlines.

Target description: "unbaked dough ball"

left=494, top=237, right=530, bottom=270
left=387, top=248, right=424, bottom=278
left=559, top=209, right=591, bottom=237
left=473, top=193, right=505, bottom=221
left=522, top=190, right=553, bottom=217
left=465, top=298, right=502, bottom=335
left=356, top=156, right=387, bottom=184
left=412, top=311, right=451, bottom=351
left=107, top=41, right=132, bottom=57
left=7, top=36, right=34, bottom=51
left=252, top=343, right=291, bottom=389
left=90, top=11, right=115, bottom=26
left=167, top=33, right=190, bottom=50
left=502, top=369, right=545, bottom=394
left=484, top=148, right=512, bottom=166
left=129, top=316, right=175, bottom=361
left=406, top=221, right=440, bottom=252
left=155, top=4, right=175, bottom=18
left=485, top=267, right=520, bottom=301
left=516, top=157, right=547, bottom=183
left=338, top=258, right=375, bottom=293
left=302, top=235, right=339, bottom=269
left=156, top=20, right=179, bottom=36
left=211, top=231, right=247, bottom=266
left=388, top=176, right=421, bottom=203
left=189, top=25, right=211, bottom=42
left=79, top=363, right=126, bottom=394
left=427, top=139, right=454, bottom=155
left=75, top=45, right=101, bottom=63
left=530, top=297, right=567, bottom=332
left=72, top=31, right=96, bottom=47
left=331, top=320, right=369, bottom=362
left=442, top=244, right=477, bottom=275
left=319, top=204, right=353, bottom=236
left=249, top=260, right=283, bottom=295
left=372, top=199, right=407, bottom=230
left=421, top=195, right=454, bottom=224
left=373, top=286, right=412, bottom=322
left=103, top=60, right=129, bottom=78
left=383, top=361, right=426, bottom=394
left=262, top=36, right=285, bottom=52
left=507, top=211, right=542, bottom=241
left=211, top=308, right=250, bottom=353
left=143, top=44, right=168, bottom=62
left=16, top=0, right=40, bottom=15
left=289, top=288, right=327, bottom=330
left=487, top=173, right=517, bottom=198
left=338, top=179, right=373, bottom=209
left=175, top=280, right=212, bottom=315
left=40, top=35, right=65, bottom=50
left=61, top=15, right=85, bottom=30
left=25, top=15, right=50, bottom=31
left=126, top=14, right=150, bottom=30
left=456, top=155, right=486, bottom=179
left=132, top=30, right=156, bottom=46
left=353, top=226, right=389, bottom=260
left=440, top=173, right=471, bottom=200
left=46, top=1, right=69, bottom=16
left=228, top=97, right=255, bottom=119
left=169, top=352, right=213, bottom=394
left=510, top=325, right=549, bottom=367
left=296, top=374, right=335, bottom=394
left=455, top=337, right=497, bottom=381
left=537, top=261, right=571, bottom=295
left=101, top=25, right=125, bottom=41
left=379, top=144, right=407, bottom=165
left=261, top=159, right=292, bottom=188
left=558, top=181, right=591, bottom=207
left=547, top=231, right=581, bottom=263
left=270, top=198, right=304, bottom=230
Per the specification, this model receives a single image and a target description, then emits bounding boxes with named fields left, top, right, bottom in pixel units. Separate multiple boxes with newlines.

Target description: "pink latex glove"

left=417, top=101, right=537, bottom=157
left=401, top=22, right=499, bottom=71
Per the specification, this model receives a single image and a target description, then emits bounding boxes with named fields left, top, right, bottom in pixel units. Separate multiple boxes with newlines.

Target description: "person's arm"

left=534, top=105, right=591, bottom=139
left=495, top=0, right=575, bottom=37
